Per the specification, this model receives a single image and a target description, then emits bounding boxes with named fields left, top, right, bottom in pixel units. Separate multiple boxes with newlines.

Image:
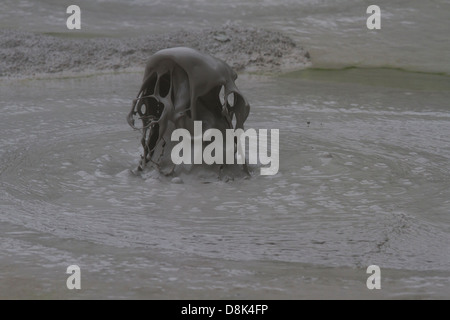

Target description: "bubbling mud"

left=127, top=47, right=251, bottom=177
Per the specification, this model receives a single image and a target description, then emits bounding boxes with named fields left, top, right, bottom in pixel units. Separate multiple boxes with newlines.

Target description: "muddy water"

left=1, top=69, right=449, bottom=299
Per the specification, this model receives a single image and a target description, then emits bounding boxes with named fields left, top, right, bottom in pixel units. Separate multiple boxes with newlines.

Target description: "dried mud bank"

left=0, top=25, right=311, bottom=78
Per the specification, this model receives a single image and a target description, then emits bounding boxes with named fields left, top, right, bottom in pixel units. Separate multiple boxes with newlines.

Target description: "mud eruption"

left=127, top=47, right=250, bottom=175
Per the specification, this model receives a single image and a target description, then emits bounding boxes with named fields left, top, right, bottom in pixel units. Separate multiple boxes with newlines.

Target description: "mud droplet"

left=171, top=177, right=183, bottom=184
